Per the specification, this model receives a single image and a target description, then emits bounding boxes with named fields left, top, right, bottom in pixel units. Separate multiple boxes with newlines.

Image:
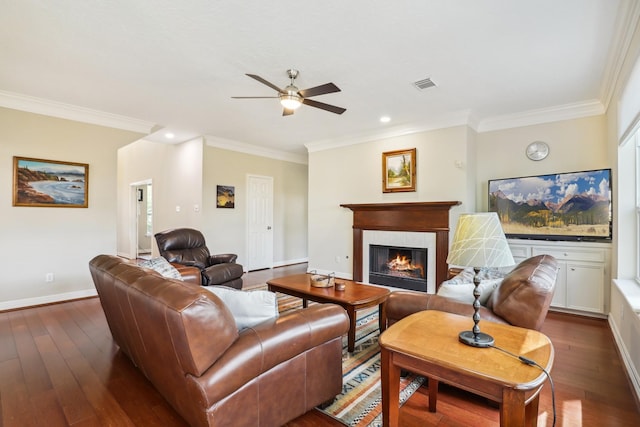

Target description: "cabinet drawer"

left=531, top=247, right=605, bottom=263
left=508, top=245, right=531, bottom=259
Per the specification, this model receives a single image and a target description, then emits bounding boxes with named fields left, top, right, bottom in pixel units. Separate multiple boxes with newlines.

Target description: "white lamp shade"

left=446, top=212, right=515, bottom=268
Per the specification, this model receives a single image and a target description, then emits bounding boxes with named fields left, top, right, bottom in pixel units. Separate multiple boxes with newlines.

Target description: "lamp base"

left=458, top=330, right=494, bottom=348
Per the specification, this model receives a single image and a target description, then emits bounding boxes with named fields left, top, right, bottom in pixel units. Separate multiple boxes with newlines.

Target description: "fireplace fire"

left=369, top=244, right=427, bottom=291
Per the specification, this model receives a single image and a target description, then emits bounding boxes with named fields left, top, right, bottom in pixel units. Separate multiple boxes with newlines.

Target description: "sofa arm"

left=209, top=253, right=238, bottom=264
left=202, top=263, right=244, bottom=286
left=170, top=263, right=202, bottom=285
left=191, top=303, right=349, bottom=405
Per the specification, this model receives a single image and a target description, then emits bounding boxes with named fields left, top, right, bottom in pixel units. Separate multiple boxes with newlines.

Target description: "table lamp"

left=446, top=212, right=515, bottom=348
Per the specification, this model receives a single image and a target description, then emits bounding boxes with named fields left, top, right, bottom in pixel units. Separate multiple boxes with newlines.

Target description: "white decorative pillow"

left=437, top=282, right=475, bottom=303
left=139, top=257, right=182, bottom=280
left=438, top=268, right=505, bottom=305
left=206, top=286, right=279, bottom=331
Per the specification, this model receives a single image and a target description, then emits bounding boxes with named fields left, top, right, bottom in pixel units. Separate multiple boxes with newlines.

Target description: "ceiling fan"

left=232, top=69, right=346, bottom=116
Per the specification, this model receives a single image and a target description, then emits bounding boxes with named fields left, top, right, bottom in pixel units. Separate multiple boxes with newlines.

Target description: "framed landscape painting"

left=13, top=156, right=89, bottom=208
left=382, top=148, right=416, bottom=193
left=216, top=185, right=235, bottom=208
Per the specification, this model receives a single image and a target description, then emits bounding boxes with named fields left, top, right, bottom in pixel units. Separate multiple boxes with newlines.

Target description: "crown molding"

left=204, top=135, right=308, bottom=165
left=0, top=90, right=156, bottom=134
left=599, top=0, right=640, bottom=111
left=476, top=100, right=606, bottom=133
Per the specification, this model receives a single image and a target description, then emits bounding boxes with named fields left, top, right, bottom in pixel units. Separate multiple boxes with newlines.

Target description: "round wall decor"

left=525, top=141, right=550, bottom=161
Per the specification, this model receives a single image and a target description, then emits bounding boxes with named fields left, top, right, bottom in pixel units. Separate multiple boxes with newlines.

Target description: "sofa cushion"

left=489, top=254, right=558, bottom=330
left=139, top=257, right=182, bottom=280
left=205, top=286, right=279, bottom=330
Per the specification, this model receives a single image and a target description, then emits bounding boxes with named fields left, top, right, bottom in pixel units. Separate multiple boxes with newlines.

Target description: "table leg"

left=347, top=306, right=356, bottom=353
left=378, top=301, right=387, bottom=333
left=381, top=347, right=400, bottom=427
left=428, top=378, right=438, bottom=412
left=302, top=298, right=308, bottom=308
left=501, top=388, right=526, bottom=427
left=524, top=393, right=540, bottom=427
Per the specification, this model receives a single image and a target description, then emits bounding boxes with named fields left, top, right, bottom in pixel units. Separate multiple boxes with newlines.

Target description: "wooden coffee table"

left=267, top=274, right=390, bottom=353
left=379, top=310, right=554, bottom=427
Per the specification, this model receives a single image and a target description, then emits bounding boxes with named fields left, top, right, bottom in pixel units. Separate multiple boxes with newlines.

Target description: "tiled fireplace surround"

left=341, top=201, right=460, bottom=293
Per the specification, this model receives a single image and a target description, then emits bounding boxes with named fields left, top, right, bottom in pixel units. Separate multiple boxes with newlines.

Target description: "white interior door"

left=247, top=175, right=273, bottom=271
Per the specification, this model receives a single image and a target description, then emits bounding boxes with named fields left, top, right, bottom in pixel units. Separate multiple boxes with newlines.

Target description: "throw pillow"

left=205, top=286, right=279, bottom=331
left=139, top=257, right=183, bottom=280
left=437, top=282, right=475, bottom=303
left=437, top=268, right=505, bottom=305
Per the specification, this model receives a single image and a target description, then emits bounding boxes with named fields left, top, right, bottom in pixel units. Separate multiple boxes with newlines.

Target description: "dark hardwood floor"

left=1, top=263, right=639, bottom=426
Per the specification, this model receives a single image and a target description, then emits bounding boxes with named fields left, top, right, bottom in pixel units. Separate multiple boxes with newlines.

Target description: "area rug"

left=269, top=289, right=426, bottom=427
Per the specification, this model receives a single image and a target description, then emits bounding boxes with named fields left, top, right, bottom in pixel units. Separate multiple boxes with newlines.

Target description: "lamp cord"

left=489, top=344, right=556, bottom=427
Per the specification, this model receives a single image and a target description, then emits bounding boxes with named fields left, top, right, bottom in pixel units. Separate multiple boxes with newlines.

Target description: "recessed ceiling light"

left=165, top=132, right=175, bottom=139
left=380, top=116, right=391, bottom=123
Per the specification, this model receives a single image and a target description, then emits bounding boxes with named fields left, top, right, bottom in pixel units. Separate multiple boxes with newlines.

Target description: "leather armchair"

left=155, top=228, right=244, bottom=289
left=385, top=254, right=558, bottom=331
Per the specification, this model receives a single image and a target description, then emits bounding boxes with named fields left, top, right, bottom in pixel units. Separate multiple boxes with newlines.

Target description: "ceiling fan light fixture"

left=280, top=93, right=302, bottom=110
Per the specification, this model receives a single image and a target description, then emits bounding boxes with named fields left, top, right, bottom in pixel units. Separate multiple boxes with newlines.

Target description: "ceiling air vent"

left=413, top=77, right=436, bottom=90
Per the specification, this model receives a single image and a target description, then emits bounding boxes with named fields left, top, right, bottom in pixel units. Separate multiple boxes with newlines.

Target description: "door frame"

left=129, top=179, right=152, bottom=259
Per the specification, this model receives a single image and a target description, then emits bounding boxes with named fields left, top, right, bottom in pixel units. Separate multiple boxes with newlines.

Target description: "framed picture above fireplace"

left=382, top=148, right=416, bottom=193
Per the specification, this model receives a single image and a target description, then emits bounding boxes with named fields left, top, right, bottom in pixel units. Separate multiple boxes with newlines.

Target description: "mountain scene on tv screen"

left=489, top=170, right=611, bottom=238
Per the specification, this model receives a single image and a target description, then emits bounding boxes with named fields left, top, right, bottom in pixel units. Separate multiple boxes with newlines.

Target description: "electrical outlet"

left=335, top=256, right=341, bottom=263
left=45, top=273, right=54, bottom=283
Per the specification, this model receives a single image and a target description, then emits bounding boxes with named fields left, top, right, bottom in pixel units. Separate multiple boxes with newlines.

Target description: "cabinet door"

left=566, top=263, right=604, bottom=313
left=550, top=263, right=567, bottom=308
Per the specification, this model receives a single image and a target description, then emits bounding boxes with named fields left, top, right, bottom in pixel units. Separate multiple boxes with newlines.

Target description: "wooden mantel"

left=340, top=201, right=461, bottom=287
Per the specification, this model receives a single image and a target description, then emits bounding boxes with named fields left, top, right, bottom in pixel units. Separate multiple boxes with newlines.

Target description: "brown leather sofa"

left=385, top=254, right=558, bottom=331
left=90, top=254, right=349, bottom=427
left=155, top=228, right=244, bottom=288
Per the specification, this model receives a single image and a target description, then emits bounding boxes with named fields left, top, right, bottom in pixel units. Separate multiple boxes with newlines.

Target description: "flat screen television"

left=488, top=169, right=612, bottom=242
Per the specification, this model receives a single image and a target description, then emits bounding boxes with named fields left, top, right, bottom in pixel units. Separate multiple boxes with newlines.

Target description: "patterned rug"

left=271, top=290, right=426, bottom=427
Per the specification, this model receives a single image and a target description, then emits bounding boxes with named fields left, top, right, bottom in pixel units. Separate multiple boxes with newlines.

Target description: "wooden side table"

left=379, top=310, right=553, bottom=427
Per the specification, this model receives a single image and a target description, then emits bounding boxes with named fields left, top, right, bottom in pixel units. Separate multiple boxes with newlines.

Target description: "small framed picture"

left=382, top=148, right=416, bottom=193
left=216, top=185, right=235, bottom=208
left=13, top=156, right=89, bottom=207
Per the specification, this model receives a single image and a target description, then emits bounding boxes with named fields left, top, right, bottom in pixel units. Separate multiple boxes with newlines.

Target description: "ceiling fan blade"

left=282, top=108, right=295, bottom=116
left=302, top=98, right=346, bottom=115
left=246, top=74, right=284, bottom=93
left=298, top=82, right=341, bottom=98
left=231, top=96, right=279, bottom=99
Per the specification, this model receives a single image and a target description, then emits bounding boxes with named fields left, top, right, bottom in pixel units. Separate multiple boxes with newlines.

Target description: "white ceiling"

left=0, top=1, right=636, bottom=162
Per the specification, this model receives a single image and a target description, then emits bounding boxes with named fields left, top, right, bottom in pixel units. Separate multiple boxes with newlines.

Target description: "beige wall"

left=117, top=139, right=308, bottom=270
left=116, top=137, right=204, bottom=259
left=476, top=115, right=609, bottom=211
left=202, top=143, right=308, bottom=267
left=0, top=107, right=143, bottom=309
left=307, top=125, right=474, bottom=278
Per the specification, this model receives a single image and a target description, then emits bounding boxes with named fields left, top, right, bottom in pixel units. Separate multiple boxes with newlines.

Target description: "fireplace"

left=341, top=201, right=460, bottom=292
left=369, top=245, right=427, bottom=291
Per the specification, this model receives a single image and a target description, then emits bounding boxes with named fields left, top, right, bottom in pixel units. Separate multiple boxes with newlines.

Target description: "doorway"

left=131, top=180, right=153, bottom=259
left=246, top=175, right=273, bottom=271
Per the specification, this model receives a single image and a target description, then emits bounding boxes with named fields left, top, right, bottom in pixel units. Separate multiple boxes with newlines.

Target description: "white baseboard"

left=0, top=289, right=98, bottom=311
left=307, top=266, right=353, bottom=281
left=608, top=316, right=640, bottom=402
left=117, top=251, right=134, bottom=259
left=273, top=258, right=308, bottom=268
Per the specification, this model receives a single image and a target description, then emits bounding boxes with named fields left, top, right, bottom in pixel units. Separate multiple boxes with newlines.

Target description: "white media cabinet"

left=508, top=239, right=611, bottom=317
